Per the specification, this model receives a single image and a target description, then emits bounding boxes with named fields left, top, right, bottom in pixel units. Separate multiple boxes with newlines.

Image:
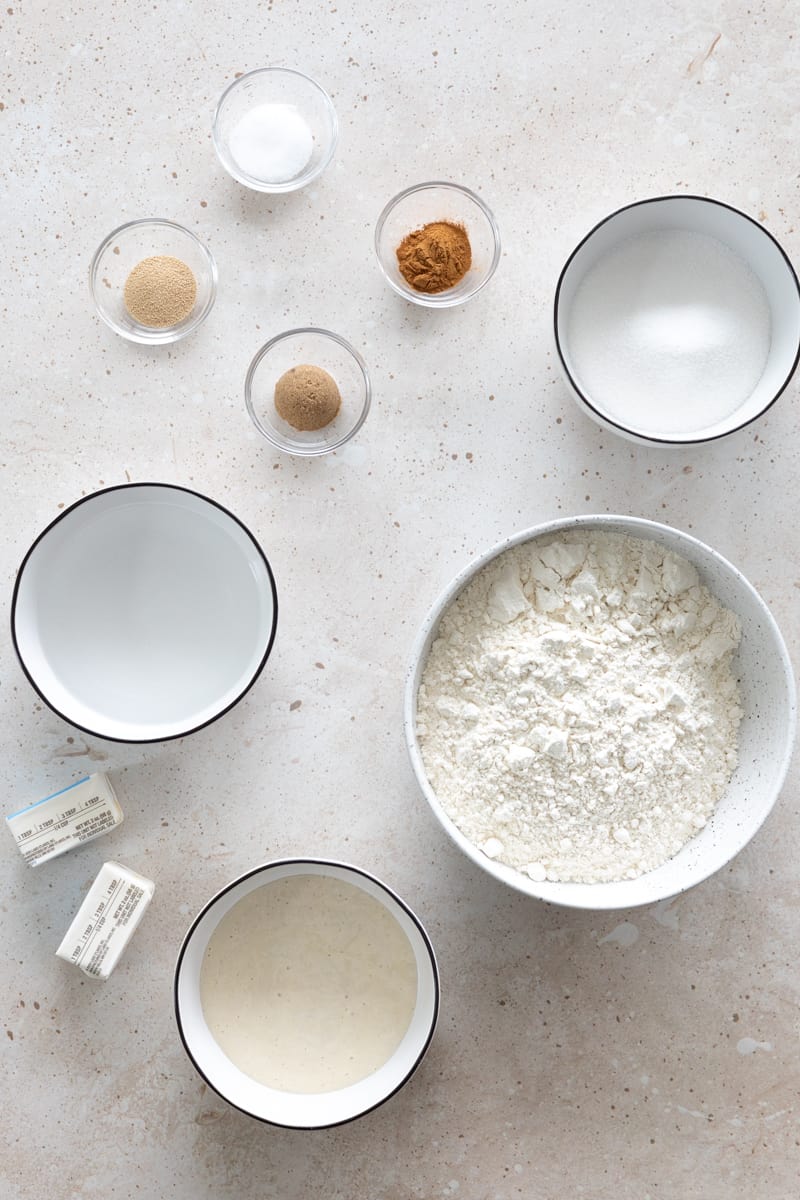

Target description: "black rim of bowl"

left=553, top=193, right=800, bottom=445
left=10, top=481, right=279, bottom=744
left=173, top=857, right=440, bottom=1129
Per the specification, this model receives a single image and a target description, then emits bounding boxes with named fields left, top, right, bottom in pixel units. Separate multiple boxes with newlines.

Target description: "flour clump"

left=416, top=531, right=743, bottom=884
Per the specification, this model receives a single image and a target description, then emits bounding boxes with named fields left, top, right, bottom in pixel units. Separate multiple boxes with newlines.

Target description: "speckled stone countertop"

left=2, top=2, right=798, bottom=1197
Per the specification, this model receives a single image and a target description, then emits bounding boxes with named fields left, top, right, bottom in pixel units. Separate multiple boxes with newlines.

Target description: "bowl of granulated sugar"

left=404, top=515, right=796, bottom=910
left=554, top=196, right=800, bottom=445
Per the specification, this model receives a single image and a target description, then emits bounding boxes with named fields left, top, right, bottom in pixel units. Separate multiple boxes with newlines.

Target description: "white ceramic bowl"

left=12, top=484, right=277, bottom=742
left=554, top=195, right=800, bottom=445
left=405, top=515, right=796, bottom=910
left=174, top=859, right=439, bottom=1128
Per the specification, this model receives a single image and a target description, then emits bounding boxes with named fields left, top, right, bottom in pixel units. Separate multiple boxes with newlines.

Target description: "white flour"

left=416, top=531, right=743, bottom=884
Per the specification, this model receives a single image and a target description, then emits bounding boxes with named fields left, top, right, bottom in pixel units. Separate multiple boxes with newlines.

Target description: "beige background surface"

left=2, top=1, right=799, bottom=1197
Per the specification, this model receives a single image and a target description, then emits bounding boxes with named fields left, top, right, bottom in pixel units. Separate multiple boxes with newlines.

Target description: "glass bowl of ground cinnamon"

left=90, top=219, right=217, bottom=344
left=375, top=182, right=501, bottom=307
left=245, top=327, right=371, bottom=456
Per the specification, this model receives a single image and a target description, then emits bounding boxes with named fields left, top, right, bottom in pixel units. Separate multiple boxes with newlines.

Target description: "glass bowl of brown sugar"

left=374, top=182, right=501, bottom=308
left=90, top=219, right=217, bottom=344
left=245, top=328, right=371, bottom=457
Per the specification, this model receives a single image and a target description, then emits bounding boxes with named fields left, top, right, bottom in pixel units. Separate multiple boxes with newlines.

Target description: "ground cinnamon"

left=396, top=221, right=472, bottom=294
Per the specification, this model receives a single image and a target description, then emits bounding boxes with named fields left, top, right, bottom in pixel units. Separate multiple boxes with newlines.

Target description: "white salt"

left=228, top=102, right=313, bottom=184
left=566, top=229, right=772, bottom=436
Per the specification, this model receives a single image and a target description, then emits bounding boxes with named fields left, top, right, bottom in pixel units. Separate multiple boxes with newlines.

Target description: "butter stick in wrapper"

left=6, top=773, right=123, bottom=867
left=56, top=861, right=154, bottom=980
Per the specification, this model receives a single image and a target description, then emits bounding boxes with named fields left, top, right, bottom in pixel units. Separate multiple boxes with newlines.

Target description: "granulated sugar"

left=416, top=532, right=743, bottom=884
left=566, top=229, right=771, bottom=436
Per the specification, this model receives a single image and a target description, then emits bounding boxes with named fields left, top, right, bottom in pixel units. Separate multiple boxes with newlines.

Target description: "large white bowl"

left=174, top=859, right=439, bottom=1128
left=404, top=515, right=796, bottom=910
left=554, top=195, right=800, bottom=446
left=12, top=484, right=277, bottom=742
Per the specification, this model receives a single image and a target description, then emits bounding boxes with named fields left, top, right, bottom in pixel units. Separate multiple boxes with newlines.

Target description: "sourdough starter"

left=200, top=874, right=418, bottom=1093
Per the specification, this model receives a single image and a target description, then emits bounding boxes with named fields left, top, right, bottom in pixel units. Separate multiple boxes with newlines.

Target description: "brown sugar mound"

left=396, top=221, right=472, bottom=294
left=274, top=364, right=342, bottom=432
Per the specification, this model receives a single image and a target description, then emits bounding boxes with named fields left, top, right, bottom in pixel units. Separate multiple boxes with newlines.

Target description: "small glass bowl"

left=374, top=181, right=501, bottom=308
left=213, top=67, right=338, bottom=193
left=90, top=219, right=217, bottom=345
left=245, top=328, right=371, bottom=456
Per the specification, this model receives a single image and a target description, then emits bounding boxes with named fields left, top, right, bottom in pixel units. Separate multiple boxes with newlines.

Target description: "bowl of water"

left=12, top=484, right=277, bottom=742
left=554, top=195, right=800, bottom=445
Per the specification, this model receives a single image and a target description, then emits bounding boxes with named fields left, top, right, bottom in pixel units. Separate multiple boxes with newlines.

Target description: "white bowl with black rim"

left=404, top=515, right=796, bottom=910
left=12, top=483, right=277, bottom=742
left=174, top=859, right=439, bottom=1128
left=554, top=195, right=800, bottom=446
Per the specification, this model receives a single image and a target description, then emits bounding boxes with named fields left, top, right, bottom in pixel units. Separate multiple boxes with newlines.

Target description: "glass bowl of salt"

left=213, top=67, right=338, bottom=194
left=554, top=194, right=800, bottom=446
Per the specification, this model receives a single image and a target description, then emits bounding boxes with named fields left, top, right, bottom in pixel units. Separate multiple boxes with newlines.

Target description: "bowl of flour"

left=554, top=196, right=800, bottom=445
left=405, top=516, right=795, bottom=909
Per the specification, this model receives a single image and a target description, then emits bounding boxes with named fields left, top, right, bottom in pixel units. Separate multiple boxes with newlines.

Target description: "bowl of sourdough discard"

left=175, top=859, right=439, bottom=1127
